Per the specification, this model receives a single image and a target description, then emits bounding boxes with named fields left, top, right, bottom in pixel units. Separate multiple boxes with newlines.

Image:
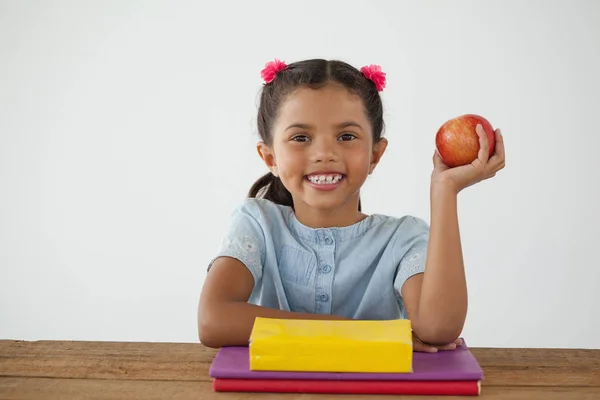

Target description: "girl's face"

left=258, top=83, right=387, bottom=221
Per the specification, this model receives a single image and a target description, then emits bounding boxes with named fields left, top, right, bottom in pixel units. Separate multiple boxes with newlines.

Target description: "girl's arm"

left=402, top=184, right=467, bottom=345
left=402, top=126, right=505, bottom=346
left=197, top=256, right=347, bottom=348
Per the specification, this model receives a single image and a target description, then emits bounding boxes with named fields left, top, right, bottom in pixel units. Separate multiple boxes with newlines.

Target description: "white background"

left=1, top=0, right=599, bottom=349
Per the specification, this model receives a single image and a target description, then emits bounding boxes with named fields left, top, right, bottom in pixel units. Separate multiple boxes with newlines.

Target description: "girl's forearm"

left=198, top=301, right=348, bottom=348
left=415, top=182, right=468, bottom=344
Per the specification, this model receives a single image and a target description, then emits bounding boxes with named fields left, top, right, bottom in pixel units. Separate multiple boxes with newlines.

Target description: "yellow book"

left=249, top=317, right=413, bottom=373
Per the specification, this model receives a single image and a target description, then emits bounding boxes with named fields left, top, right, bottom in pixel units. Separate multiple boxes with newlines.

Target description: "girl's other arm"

left=197, top=256, right=347, bottom=348
left=402, top=126, right=505, bottom=346
left=401, top=185, right=467, bottom=346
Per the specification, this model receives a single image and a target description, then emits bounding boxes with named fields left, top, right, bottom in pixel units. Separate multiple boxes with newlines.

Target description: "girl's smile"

left=305, top=172, right=346, bottom=190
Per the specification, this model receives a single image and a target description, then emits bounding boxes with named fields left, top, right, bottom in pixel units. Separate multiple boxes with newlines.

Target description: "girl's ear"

left=257, top=141, right=278, bottom=177
left=369, top=137, right=388, bottom=174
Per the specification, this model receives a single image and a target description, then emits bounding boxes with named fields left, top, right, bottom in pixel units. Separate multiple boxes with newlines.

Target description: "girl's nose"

left=309, top=139, right=339, bottom=163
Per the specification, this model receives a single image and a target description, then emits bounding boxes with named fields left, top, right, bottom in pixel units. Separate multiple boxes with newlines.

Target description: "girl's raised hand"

left=431, top=125, right=505, bottom=193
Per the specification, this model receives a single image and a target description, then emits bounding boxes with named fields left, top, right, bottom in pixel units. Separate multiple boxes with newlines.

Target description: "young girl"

left=197, top=58, right=505, bottom=352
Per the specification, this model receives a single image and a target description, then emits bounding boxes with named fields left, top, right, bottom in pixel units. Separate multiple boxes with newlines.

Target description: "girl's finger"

left=475, top=124, right=490, bottom=164
left=413, top=338, right=439, bottom=353
left=435, top=342, right=458, bottom=351
left=489, top=129, right=505, bottom=170
left=495, top=129, right=505, bottom=166
left=432, top=149, right=447, bottom=170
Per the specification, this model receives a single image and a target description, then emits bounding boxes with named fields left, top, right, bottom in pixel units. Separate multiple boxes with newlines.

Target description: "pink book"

left=213, top=378, right=481, bottom=395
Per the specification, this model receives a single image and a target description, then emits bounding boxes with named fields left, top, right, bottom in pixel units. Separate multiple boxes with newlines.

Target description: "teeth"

left=307, top=174, right=343, bottom=184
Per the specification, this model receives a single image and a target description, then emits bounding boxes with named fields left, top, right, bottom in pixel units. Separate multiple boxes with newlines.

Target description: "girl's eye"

left=291, top=135, right=310, bottom=142
left=339, top=133, right=356, bottom=141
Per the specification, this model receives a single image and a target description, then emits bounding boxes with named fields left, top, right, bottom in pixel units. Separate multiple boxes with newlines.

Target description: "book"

left=209, top=341, right=484, bottom=395
left=213, top=378, right=481, bottom=396
left=248, top=317, right=413, bottom=373
left=211, top=341, right=483, bottom=381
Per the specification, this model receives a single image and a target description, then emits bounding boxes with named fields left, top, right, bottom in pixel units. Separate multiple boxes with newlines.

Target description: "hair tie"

left=360, top=64, right=386, bottom=92
left=261, top=59, right=288, bottom=84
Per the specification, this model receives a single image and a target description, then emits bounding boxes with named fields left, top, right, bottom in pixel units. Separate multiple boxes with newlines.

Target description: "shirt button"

left=318, top=293, right=329, bottom=302
left=324, top=237, right=333, bottom=245
left=321, top=265, right=332, bottom=273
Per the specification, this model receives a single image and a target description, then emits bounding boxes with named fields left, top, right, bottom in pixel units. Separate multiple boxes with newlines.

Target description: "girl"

left=197, top=59, right=505, bottom=352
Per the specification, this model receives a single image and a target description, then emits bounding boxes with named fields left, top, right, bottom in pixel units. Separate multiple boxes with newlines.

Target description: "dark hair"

left=248, top=59, right=385, bottom=212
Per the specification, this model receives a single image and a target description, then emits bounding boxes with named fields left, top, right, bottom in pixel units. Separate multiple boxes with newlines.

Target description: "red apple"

left=435, top=114, right=496, bottom=168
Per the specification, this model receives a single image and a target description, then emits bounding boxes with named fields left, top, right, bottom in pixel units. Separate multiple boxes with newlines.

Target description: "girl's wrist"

left=430, top=180, right=460, bottom=198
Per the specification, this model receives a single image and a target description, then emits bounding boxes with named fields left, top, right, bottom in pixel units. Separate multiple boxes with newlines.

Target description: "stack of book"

left=209, top=317, right=484, bottom=396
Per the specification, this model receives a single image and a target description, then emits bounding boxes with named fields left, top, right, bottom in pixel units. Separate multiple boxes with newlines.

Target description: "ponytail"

left=247, top=172, right=362, bottom=212
left=248, top=172, right=294, bottom=208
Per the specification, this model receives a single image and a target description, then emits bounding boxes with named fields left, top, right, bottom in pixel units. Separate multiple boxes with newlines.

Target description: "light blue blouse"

left=209, top=198, right=429, bottom=320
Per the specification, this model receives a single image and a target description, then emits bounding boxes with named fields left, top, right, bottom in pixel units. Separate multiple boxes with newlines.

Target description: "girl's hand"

left=431, top=125, right=505, bottom=194
left=413, top=335, right=463, bottom=353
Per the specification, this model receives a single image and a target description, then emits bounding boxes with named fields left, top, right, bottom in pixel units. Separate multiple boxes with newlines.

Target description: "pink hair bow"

left=361, top=64, right=386, bottom=92
left=261, top=59, right=287, bottom=83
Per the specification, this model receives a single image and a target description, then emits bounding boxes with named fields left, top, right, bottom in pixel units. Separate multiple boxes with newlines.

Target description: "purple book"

left=209, top=340, right=484, bottom=381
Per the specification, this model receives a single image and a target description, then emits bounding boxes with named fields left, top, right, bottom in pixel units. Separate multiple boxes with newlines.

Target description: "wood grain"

left=1, top=378, right=600, bottom=400
left=470, top=347, right=600, bottom=387
left=2, top=341, right=599, bottom=387
left=0, top=340, right=210, bottom=381
left=1, top=340, right=599, bottom=399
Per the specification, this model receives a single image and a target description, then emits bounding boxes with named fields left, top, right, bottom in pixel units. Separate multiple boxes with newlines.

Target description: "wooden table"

left=0, top=340, right=598, bottom=399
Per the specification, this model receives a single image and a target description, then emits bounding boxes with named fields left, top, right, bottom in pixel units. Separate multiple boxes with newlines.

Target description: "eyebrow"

left=284, top=121, right=364, bottom=132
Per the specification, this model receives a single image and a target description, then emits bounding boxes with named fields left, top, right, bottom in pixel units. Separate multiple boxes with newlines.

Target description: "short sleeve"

left=393, top=216, right=430, bottom=297
left=208, top=200, right=266, bottom=284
